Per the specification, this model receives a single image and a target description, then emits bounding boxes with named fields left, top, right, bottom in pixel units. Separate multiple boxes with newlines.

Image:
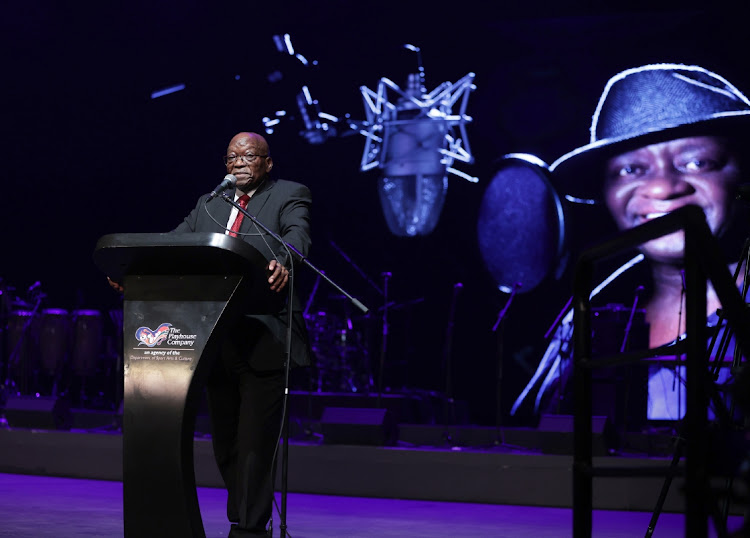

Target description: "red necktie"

left=228, top=194, right=250, bottom=237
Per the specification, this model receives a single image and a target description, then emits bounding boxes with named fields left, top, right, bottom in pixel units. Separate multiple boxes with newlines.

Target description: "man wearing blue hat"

left=512, top=64, right=749, bottom=420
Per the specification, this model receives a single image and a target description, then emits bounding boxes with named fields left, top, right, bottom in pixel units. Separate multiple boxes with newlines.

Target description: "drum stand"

left=4, top=296, right=44, bottom=397
left=645, top=236, right=750, bottom=537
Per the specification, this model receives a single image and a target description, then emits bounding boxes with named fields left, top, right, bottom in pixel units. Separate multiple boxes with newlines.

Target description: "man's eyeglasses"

left=223, top=153, right=268, bottom=165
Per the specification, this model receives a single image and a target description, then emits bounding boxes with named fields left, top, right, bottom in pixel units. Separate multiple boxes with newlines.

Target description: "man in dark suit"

left=173, top=131, right=312, bottom=537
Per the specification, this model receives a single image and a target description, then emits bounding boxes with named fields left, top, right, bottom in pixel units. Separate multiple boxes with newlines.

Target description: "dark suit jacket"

left=173, top=178, right=313, bottom=367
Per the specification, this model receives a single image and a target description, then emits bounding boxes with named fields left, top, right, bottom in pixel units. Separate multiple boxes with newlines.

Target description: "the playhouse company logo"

left=134, top=323, right=198, bottom=349
left=130, top=322, right=197, bottom=363
left=135, top=323, right=172, bottom=347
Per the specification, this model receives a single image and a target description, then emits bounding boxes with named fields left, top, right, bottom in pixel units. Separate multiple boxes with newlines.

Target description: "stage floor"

left=0, top=472, right=742, bottom=537
left=0, top=424, right=697, bottom=512
left=1, top=409, right=748, bottom=537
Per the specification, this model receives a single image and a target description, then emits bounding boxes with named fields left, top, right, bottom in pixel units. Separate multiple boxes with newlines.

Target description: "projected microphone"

left=208, top=174, right=237, bottom=200
left=358, top=47, right=476, bottom=237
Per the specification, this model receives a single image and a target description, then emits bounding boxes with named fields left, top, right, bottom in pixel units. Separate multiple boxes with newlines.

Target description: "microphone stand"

left=615, top=286, right=644, bottom=442
left=329, top=240, right=384, bottom=296
left=220, top=196, right=367, bottom=315
left=377, top=272, right=391, bottom=407
left=544, top=296, right=573, bottom=340
left=492, top=283, right=521, bottom=445
left=219, top=194, right=368, bottom=538
left=441, top=283, right=463, bottom=442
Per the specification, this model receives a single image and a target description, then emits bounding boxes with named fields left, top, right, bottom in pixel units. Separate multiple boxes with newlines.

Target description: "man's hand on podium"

left=107, top=277, right=124, bottom=294
left=105, top=261, right=288, bottom=295
left=267, top=259, right=289, bottom=293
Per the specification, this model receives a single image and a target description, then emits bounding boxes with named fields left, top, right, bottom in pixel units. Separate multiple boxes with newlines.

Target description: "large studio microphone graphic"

left=208, top=174, right=237, bottom=200
left=377, top=75, right=450, bottom=237
left=259, top=36, right=477, bottom=236
left=359, top=46, right=476, bottom=237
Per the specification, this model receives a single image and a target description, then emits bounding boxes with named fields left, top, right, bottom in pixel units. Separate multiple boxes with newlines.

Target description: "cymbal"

left=9, top=297, right=32, bottom=309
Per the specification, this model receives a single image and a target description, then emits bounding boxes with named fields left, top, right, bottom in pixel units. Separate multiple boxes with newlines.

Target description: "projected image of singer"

left=511, top=64, right=750, bottom=423
left=177, top=132, right=312, bottom=537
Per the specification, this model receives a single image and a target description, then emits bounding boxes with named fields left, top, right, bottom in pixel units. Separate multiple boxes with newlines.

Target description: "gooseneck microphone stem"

left=217, top=194, right=368, bottom=537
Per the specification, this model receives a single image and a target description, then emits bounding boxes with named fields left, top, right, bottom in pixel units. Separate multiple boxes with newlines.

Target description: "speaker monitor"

left=320, top=407, right=396, bottom=446
left=537, top=414, right=616, bottom=455
left=538, top=413, right=609, bottom=433
left=4, top=395, right=72, bottom=430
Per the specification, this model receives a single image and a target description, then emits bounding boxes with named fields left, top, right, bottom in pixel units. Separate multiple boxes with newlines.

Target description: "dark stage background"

left=2, top=1, right=750, bottom=426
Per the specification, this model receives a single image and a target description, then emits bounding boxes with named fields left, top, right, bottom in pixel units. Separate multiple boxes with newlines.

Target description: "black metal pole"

left=279, top=397, right=290, bottom=537
left=376, top=272, right=390, bottom=408
left=491, top=283, right=520, bottom=442
left=685, top=223, right=709, bottom=538
left=573, top=260, right=594, bottom=538
left=441, top=283, right=462, bottom=436
left=644, top=433, right=685, bottom=537
left=219, top=195, right=369, bottom=316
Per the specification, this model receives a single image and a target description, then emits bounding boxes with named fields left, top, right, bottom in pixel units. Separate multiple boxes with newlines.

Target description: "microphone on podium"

left=208, top=174, right=237, bottom=200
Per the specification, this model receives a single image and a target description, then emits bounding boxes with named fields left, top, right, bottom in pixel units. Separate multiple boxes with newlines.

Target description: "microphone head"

left=208, top=174, right=239, bottom=200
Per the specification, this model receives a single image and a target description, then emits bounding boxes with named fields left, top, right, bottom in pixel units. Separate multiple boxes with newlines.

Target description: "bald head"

left=225, top=132, right=273, bottom=193
left=228, top=132, right=270, bottom=156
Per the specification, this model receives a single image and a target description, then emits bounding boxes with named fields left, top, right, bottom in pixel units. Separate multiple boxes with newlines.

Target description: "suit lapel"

left=240, top=179, right=275, bottom=234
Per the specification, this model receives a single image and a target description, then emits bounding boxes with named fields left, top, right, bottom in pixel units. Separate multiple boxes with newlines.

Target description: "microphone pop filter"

left=477, top=154, right=566, bottom=293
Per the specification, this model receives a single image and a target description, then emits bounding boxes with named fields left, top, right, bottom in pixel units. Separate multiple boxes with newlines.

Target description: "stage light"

left=150, top=84, right=186, bottom=100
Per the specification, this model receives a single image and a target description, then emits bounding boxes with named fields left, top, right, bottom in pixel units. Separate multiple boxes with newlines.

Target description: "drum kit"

left=0, top=261, right=409, bottom=406
left=304, top=299, right=374, bottom=393
left=300, top=245, right=427, bottom=395
left=0, top=280, right=120, bottom=409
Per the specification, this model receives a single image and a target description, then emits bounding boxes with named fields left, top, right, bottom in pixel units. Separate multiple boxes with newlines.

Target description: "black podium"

left=94, top=232, right=282, bottom=538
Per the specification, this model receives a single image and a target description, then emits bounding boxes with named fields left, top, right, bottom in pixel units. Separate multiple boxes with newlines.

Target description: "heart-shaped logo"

left=135, top=323, right=172, bottom=347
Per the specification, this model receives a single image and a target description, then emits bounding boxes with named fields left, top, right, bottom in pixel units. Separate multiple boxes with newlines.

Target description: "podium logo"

left=135, top=323, right=172, bottom=347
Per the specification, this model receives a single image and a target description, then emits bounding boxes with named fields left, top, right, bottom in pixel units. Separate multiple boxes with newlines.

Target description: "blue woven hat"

left=550, top=63, right=750, bottom=200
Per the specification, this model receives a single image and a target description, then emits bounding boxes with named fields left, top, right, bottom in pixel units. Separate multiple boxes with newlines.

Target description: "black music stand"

left=93, top=232, right=282, bottom=538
